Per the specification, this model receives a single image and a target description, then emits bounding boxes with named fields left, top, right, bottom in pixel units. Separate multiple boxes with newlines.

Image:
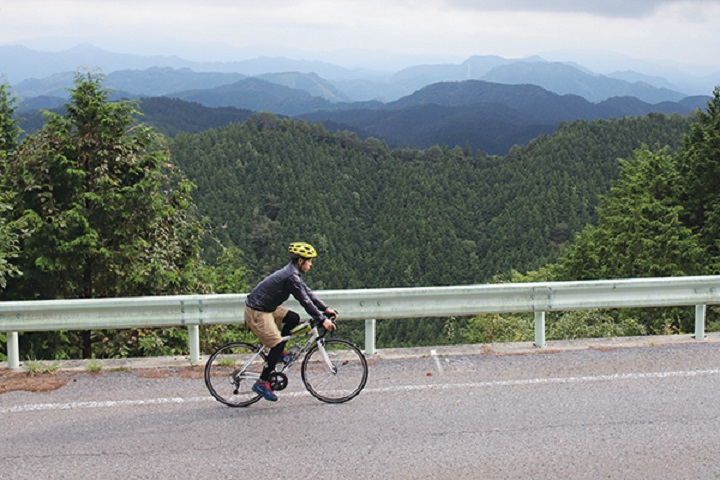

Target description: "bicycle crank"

left=268, top=372, right=288, bottom=391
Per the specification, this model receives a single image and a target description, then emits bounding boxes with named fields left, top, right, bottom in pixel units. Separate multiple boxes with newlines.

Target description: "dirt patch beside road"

left=0, top=370, right=72, bottom=393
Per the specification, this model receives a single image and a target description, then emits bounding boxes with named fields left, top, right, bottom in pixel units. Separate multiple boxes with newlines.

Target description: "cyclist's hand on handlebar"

left=323, top=308, right=338, bottom=330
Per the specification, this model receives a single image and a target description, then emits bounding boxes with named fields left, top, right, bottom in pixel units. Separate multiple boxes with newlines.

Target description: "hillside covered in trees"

left=170, top=111, right=692, bottom=290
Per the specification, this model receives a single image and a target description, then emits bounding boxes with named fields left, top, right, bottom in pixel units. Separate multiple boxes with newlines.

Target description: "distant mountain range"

left=4, top=43, right=718, bottom=106
left=4, top=43, right=715, bottom=155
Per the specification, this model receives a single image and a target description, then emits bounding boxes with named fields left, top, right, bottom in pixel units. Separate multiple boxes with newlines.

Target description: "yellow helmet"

left=288, top=242, right=318, bottom=259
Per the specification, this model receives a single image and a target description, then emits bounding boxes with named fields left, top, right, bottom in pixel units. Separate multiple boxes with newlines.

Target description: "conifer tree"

left=0, top=84, right=22, bottom=288
left=1, top=73, right=209, bottom=357
left=676, top=86, right=720, bottom=271
left=559, top=148, right=706, bottom=280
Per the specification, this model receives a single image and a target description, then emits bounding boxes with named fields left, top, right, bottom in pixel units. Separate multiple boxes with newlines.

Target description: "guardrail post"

left=188, top=325, right=201, bottom=364
left=534, top=311, right=546, bottom=348
left=694, top=304, right=706, bottom=340
left=7, top=331, right=20, bottom=369
left=365, top=319, right=376, bottom=355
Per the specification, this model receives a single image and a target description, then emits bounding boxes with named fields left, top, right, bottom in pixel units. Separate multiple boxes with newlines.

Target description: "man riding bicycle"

left=245, top=242, right=337, bottom=401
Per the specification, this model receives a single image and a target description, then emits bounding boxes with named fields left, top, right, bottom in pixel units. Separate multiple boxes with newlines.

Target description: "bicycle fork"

left=316, top=340, right=338, bottom=375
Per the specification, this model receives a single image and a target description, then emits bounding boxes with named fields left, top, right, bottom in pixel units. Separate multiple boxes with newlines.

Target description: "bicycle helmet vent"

left=289, top=242, right=318, bottom=259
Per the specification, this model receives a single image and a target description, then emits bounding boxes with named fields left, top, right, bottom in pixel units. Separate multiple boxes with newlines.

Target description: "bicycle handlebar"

left=314, top=312, right=338, bottom=339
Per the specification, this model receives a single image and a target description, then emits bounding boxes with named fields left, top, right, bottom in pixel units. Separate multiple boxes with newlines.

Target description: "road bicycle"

left=204, top=317, right=368, bottom=406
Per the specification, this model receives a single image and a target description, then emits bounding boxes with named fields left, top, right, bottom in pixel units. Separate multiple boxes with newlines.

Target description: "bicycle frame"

left=232, top=323, right=330, bottom=380
left=276, top=324, right=332, bottom=372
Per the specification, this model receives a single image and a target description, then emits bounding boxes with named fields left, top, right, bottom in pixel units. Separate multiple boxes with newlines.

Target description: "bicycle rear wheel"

left=204, top=342, right=264, bottom=407
left=301, top=338, right=368, bottom=403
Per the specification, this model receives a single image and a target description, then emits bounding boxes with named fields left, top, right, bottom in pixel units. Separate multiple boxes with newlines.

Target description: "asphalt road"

left=2, top=339, right=720, bottom=480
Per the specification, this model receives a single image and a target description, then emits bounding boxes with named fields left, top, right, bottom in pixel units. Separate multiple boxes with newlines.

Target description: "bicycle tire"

left=204, top=342, right=265, bottom=407
left=301, top=338, right=368, bottom=403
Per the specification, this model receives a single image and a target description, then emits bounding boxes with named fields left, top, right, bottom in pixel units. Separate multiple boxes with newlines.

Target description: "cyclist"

left=245, top=242, right=337, bottom=401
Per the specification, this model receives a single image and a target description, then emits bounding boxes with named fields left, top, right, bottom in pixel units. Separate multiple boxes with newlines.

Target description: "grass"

left=218, top=357, right=236, bottom=368
left=86, top=360, right=103, bottom=373
left=25, top=360, right=60, bottom=376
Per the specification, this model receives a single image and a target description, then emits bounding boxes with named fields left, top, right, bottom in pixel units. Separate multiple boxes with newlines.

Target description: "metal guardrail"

left=1, top=275, right=719, bottom=369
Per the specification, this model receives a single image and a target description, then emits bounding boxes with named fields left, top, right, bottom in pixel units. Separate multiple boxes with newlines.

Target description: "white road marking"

left=363, top=368, right=720, bottom=394
left=430, top=349, right=444, bottom=374
left=0, top=396, right=211, bottom=413
left=2, top=368, right=719, bottom=414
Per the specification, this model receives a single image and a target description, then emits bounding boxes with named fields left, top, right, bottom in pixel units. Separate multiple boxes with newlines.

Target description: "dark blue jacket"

left=245, top=262, right=328, bottom=322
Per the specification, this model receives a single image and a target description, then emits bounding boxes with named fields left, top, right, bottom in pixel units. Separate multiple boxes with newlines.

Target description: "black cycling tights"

left=260, top=311, right=300, bottom=382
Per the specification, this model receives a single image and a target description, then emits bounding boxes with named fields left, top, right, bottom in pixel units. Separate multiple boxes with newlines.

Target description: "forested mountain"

left=386, top=81, right=704, bottom=118
left=136, top=97, right=255, bottom=137
left=170, top=78, right=336, bottom=116
left=16, top=97, right=256, bottom=139
left=256, top=72, right=351, bottom=102
left=299, top=81, right=705, bottom=154
left=300, top=102, right=557, bottom=156
left=481, top=61, right=686, bottom=103
left=169, top=111, right=693, bottom=291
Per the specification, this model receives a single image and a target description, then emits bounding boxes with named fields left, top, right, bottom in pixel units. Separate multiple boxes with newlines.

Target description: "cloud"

left=1, top=0, right=719, bottom=69
left=444, top=0, right=720, bottom=18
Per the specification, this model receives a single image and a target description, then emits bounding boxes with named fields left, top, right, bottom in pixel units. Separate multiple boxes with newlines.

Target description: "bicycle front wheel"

left=301, top=338, right=368, bottom=403
left=204, top=342, right=265, bottom=407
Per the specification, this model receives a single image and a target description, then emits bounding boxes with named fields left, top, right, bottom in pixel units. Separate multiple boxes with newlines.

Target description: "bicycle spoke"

left=204, top=342, right=264, bottom=407
left=301, top=339, right=368, bottom=403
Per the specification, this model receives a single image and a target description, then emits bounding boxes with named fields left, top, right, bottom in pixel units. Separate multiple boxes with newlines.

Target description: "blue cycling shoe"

left=252, top=380, right=278, bottom=401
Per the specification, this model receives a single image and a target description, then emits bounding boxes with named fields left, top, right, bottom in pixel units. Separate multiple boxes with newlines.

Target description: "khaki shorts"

left=244, top=305, right=289, bottom=348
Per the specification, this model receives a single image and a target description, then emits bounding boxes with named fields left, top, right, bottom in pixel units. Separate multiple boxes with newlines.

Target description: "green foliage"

left=3, top=72, right=208, bottom=301
left=545, top=89, right=720, bottom=335
left=0, top=83, right=20, bottom=152
left=462, top=314, right=533, bottom=344
left=460, top=310, right=647, bottom=344
left=556, top=91, right=720, bottom=284
left=375, top=317, right=463, bottom=348
left=0, top=195, right=21, bottom=289
left=675, top=87, right=720, bottom=272
left=479, top=115, right=691, bottom=277
left=25, top=360, right=61, bottom=375
left=92, top=327, right=189, bottom=358
left=197, top=244, right=252, bottom=293
left=547, top=311, right=647, bottom=340
left=137, top=97, right=254, bottom=138
left=17, top=330, right=75, bottom=361
left=0, top=84, right=22, bottom=288
left=559, top=148, right=706, bottom=280
left=708, top=306, right=720, bottom=333
left=0, top=73, right=223, bottom=358
left=86, top=360, right=103, bottom=372
left=171, top=112, right=691, bottom=292
left=200, top=324, right=256, bottom=354
left=168, top=110, right=692, bottom=348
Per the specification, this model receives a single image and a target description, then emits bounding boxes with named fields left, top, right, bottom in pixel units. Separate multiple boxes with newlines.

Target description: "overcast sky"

left=1, top=0, right=719, bottom=72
